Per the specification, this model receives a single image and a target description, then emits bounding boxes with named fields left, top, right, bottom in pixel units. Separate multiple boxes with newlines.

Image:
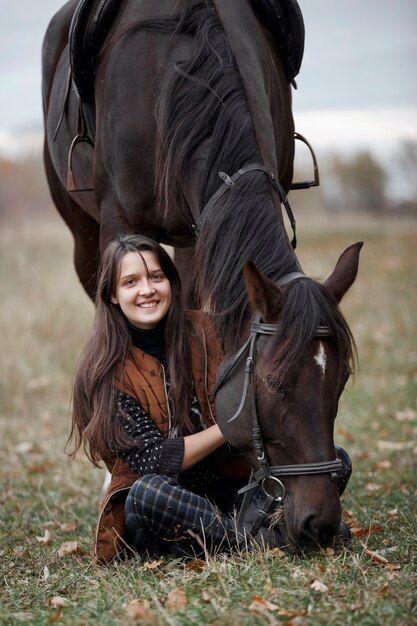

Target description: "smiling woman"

left=68, top=233, right=258, bottom=564
left=111, top=251, right=172, bottom=330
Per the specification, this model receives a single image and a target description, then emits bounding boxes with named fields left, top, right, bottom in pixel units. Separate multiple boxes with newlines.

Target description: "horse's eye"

left=263, top=375, right=286, bottom=398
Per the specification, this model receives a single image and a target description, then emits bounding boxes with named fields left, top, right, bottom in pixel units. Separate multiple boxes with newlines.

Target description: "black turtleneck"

left=127, top=319, right=167, bottom=365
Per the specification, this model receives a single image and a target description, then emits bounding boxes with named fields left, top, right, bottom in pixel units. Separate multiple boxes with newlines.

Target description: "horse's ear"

left=243, top=261, right=283, bottom=320
left=324, top=242, right=363, bottom=303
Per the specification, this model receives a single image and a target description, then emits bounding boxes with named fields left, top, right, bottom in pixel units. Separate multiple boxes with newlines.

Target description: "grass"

left=1, top=213, right=416, bottom=626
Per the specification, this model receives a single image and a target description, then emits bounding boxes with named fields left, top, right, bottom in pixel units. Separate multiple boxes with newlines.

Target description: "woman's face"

left=111, top=250, right=172, bottom=329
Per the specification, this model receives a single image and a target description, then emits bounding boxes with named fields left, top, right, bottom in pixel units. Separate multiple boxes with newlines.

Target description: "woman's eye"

left=151, top=273, right=164, bottom=281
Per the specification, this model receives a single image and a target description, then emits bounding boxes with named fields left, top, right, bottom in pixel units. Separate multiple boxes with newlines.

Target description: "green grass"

left=1, top=214, right=416, bottom=626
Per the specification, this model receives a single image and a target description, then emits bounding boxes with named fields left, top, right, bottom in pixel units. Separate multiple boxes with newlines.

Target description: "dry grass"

left=0, top=213, right=416, bottom=626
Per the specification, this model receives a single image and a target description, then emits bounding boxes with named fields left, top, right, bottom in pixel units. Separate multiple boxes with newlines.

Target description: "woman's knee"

left=126, top=474, right=173, bottom=516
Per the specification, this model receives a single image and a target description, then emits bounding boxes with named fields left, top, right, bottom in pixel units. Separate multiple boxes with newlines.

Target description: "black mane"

left=147, top=1, right=299, bottom=351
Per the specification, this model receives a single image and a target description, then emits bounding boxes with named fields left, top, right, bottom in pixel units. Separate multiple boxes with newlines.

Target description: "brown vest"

left=93, top=311, right=249, bottom=564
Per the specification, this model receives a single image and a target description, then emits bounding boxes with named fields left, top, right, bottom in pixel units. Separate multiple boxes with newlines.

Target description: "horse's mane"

left=134, top=1, right=298, bottom=351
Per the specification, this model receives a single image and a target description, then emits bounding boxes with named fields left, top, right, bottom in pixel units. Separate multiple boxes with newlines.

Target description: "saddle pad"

left=248, top=0, right=305, bottom=84
left=69, top=0, right=121, bottom=100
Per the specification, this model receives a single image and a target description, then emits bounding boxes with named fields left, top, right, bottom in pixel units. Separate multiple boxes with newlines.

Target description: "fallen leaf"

left=264, top=576, right=273, bottom=593
left=372, top=460, right=392, bottom=470
left=394, top=408, right=416, bottom=421
left=125, top=599, right=154, bottom=623
left=248, top=595, right=279, bottom=612
left=310, top=579, right=328, bottom=593
left=166, top=588, right=187, bottom=610
left=185, top=558, right=205, bottom=572
left=287, top=617, right=305, bottom=626
left=387, top=508, right=398, bottom=518
left=350, top=523, right=383, bottom=538
left=142, top=559, right=163, bottom=571
left=377, top=440, right=414, bottom=451
left=365, top=482, right=382, bottom=493
left=201, top=590, right=211, bottom=603
left=15, top=442, right=34, bottom=454
left=269, top=547, right=285, bottom=557
left=57, top=541, right=79, bottom=557
left=36, top=529, right=52, bottom=545
left=378, top=581, right=390, bottom=596
left=361, top=545, right=389, bottom=565
left=49, top=596, right=67, bottom=608
left=59, top=522, right=76, bottom=533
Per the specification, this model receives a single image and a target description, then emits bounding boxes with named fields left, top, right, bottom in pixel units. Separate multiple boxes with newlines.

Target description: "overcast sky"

left=0, top=0, right=416, bottom=153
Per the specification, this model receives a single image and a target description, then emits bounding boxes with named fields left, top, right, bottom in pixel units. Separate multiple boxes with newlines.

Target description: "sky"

left=0, top=0, right=416, bottom=157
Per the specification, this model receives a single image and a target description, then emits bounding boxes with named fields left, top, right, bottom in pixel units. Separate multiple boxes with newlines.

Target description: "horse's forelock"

left=259, top=280, right=356, bottom=385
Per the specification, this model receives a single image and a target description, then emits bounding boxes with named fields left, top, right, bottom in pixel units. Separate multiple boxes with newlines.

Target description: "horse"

left=214, top=243, right=362, bottom=549
left=42, top=0, right=361, bottom=550
left=42, top=0, right=305, bottom=307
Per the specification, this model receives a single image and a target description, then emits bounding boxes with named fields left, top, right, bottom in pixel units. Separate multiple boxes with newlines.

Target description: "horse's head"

left=215, top=242, right=363, bottom=550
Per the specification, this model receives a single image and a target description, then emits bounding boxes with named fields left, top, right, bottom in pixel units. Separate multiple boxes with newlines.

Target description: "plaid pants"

left=124, top=475, right=241, bottom=558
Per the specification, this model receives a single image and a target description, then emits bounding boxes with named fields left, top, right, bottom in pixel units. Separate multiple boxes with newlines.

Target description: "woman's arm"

left=115, top=391, right=225, bottom=475
left=181, top=424, right=225, bottom=470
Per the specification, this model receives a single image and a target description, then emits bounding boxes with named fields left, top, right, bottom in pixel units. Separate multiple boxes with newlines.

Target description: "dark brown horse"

left=43, top=0, right=361, bottom=550
left=214, top=243, right=362, bottom=549
left=42, top=0, right=301, bottom=310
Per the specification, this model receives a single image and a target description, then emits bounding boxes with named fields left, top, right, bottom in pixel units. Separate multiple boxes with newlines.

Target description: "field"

left=0, top=213, right=416, bottom=626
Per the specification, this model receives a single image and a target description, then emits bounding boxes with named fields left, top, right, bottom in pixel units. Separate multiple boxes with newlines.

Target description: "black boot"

left=335, top=446, right=352, bottom=496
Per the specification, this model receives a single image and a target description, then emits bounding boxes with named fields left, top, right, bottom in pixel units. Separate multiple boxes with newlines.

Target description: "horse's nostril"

left=298, top=513, right=338, bottom=546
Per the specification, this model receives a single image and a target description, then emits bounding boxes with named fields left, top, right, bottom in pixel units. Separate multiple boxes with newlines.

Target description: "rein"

left=193, top=162, right=298, bottom=248
left=213, top=272, right=343, bottom=525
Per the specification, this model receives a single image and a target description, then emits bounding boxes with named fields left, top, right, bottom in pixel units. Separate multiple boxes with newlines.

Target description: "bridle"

left=193, top=162, right=298, bottom=248
left=213, top=272, right=343, bottom=534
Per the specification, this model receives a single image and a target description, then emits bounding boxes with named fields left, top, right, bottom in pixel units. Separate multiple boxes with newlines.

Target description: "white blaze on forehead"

left=314, top=342, right=327, bottom=376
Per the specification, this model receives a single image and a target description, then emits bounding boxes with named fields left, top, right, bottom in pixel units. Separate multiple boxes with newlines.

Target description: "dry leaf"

left=287, top=617, right=305, bottom=626
left=372, top=460, right=392, bottom=470
left=59, top=522, right=76, bottom=533
left=57, top=541, right=79, bottom=557
left=361, top=545, right=389, bottom=565
left=201, top=590, right=211, bottom=603
left=377, top=440, right=413, bottom=451
left=310, top=579, right=328, bottom=593
left=394, top=408, right=416, bottom=421
left=365, top=482, right=382, bottom=493
left=15, top=442, right=34, bottom=454
left=49, top=596, right=67, bottom=608
left=185, top=558, right=205, bottom=572
left=166, top=588, right=187, bottom=610
left=264, top=576, right=273, bottom=593
left=269, top=547, right=285, bottom=557
left=125, top=599, right=154, bottom=623
left=142, top=559, right=163, bottom=571
left=248, top=595, right=279, bottom=612
left=378, top=581, right=390, bottom=596
left=387, top=508, right=398, bottom=518
left=350, top=523, right=383, bottom=538
left=36, top=529, right=52, bottom=545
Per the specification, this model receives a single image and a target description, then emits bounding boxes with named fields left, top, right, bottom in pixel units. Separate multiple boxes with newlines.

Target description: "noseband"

left=213, top=273, right=343, bottom=526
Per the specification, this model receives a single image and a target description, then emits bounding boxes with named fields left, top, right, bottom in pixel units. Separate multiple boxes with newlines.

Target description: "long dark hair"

left=68, top=234, right=191, bottom=465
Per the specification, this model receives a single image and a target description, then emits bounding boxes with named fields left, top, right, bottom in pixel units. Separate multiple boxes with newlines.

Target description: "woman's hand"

left=181, top=424, right=226, bottom=470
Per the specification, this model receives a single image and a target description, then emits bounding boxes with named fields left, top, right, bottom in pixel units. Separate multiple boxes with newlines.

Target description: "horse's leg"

left=174, top=246, right=197, bottom=308
left=44, top=142, right=100, bottom=300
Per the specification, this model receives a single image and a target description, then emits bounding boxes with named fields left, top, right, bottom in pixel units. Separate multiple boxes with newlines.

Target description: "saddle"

left=69, top=0, right=121, bottom=101
left=248, top=0, right=305, bottom=86
left=68, top=0, right=304, bottom=100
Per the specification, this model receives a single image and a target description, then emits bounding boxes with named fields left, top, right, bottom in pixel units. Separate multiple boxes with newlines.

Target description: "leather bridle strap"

left=194, top=163, right=298, bottom=248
